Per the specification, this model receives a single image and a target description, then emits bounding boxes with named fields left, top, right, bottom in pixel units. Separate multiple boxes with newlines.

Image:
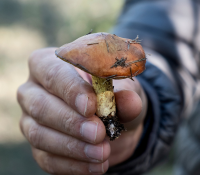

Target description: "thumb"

left=115, top=90, right=142, bottom=123
left=113, top=78, right=147, bottom=130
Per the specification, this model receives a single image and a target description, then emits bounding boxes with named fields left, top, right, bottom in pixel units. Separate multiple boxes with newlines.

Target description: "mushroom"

left=55, top=32, right=146, bottom=140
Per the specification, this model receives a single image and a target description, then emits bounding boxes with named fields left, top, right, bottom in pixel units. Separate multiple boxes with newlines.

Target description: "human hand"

left=17, top=48, right=147, bottom=175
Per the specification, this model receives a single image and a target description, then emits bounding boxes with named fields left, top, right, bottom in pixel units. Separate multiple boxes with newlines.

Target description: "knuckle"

left=29, top=94, right=48, bottom=122
left=62, top=76, right=77, bottom=100
left=19, top=116, right=25, bottom=136
left=66, top=116, right=76, bottom=133
left=68, top=162, right=80, bottom=175
left=60, top=109, right=79, bottom=133
left=17, top=83, right=26, bottom=104
left=60, top=133, right=72, bottom=156
left=28, top=48, right=55, bottom=74
left=61, top=136, right=83, bottom=158
left=61, top=139, right=72, bottom=157
left=43, top=154, right=55, bottom=174
left=32, top=149, right=55, bottom=175
left=28, top=49, right=42, bottom=69
left=28, top=124, right=42, bottom=148
left=44, top=64, right=63, bottom=92
left=61, top=111, right=73, bottom=133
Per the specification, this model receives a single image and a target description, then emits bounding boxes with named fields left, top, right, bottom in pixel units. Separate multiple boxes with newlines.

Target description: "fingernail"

left=75, top=94, right=88, bottom=116
left=81, top=121, right=98, bottom=142
left=89, top=163, right=104, bottom=174
left=85, top=144, right=103, bottom=161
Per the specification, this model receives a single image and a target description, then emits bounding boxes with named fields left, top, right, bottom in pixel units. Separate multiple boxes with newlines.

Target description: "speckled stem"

left=92, top=76, right=116, bottom=118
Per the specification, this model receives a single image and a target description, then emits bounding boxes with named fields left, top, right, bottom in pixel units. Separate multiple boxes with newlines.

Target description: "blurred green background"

left=0, top=0, right=172, bottom=174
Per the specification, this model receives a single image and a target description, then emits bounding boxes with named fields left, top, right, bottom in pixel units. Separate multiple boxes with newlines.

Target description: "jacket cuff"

left=106, top=62, right=181, bottom=175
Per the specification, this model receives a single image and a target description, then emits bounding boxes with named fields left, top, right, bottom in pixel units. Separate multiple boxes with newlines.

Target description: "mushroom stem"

left=92, top=76, right=125, bottom=140
left=92, top=76, right=116, bottom=118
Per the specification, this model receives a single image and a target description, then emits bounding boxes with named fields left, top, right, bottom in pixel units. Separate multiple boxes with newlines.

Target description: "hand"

left=17, top=48, right=147, bottom=175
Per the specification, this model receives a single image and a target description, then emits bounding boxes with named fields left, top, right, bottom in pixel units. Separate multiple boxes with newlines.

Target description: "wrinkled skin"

left=17, top=48, right=147, bottom=175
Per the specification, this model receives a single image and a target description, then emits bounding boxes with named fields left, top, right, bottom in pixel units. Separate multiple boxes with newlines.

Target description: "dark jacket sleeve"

left=106, top=0, right=200, bottom=174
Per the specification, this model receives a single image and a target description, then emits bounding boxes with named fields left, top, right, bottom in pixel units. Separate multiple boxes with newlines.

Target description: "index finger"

left=28, top=48, right=96, bottom=117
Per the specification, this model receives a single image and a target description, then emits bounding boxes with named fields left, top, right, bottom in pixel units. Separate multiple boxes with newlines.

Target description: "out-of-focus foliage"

left=0, top=0, right=123, bottom=46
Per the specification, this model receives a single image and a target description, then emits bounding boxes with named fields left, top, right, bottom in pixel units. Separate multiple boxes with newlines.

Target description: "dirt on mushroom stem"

left=92, top=75, right=126, bottom=140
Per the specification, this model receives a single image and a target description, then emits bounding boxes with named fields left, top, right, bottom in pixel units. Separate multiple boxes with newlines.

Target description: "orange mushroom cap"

left=55, top=32, right=146, bottom=79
